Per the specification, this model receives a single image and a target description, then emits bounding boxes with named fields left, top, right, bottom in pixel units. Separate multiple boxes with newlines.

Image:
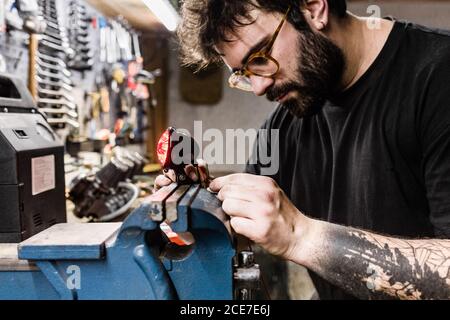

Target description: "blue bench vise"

left=0, top=184, right=260, bottom=300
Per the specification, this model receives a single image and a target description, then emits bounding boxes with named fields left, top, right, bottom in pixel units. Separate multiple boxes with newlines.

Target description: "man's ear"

left=302, top=0, right=330, bottom=31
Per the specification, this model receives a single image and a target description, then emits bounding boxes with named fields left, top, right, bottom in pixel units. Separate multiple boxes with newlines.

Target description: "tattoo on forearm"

left=319, top=227, right=450, bottom=300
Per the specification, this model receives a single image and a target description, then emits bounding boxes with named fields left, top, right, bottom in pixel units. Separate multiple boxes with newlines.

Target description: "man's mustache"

left=267, top=83, right=301, bottom=102
left=266, top=82, right=315, bottom=102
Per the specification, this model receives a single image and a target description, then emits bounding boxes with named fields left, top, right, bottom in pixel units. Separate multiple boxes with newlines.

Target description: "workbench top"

left=18, top=223, right=121, bottom=260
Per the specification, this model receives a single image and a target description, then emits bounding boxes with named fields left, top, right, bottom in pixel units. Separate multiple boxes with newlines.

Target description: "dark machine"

left=0, top=73, right=66, bottom=243
left=68, top=148, right=146, bottom=221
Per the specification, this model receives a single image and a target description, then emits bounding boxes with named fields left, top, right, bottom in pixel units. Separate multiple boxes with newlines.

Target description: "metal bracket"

left=234, top=251, right=261, bottom=300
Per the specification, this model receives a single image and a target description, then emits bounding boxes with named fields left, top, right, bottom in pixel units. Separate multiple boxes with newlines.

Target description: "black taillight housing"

left=157, top=127, right=199, bottom=183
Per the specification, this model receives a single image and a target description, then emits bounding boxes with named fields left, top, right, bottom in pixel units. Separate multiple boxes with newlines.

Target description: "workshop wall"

left=349, top=0, right=450, bottom=29
left=166, top=0, right=450, bottom=176
left=167, top=50, right=277, bottom=174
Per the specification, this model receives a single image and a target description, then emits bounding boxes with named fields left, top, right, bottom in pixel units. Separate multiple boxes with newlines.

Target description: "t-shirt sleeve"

left=419, top=55, right=450, bottom=237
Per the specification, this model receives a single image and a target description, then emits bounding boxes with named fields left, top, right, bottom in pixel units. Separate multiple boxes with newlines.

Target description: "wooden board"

left=85, top=0, right=167, bottom=31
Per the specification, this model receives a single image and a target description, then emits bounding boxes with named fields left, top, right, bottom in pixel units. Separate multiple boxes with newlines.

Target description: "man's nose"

left=250, top=75, right=274, bottom=96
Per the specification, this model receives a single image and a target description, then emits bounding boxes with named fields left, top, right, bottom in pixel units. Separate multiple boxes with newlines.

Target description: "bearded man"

left=156, top=0, right=450, bottom=300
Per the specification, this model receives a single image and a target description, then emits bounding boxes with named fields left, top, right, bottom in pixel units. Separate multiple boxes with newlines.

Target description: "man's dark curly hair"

left=177, top=0, right=347, bottom=69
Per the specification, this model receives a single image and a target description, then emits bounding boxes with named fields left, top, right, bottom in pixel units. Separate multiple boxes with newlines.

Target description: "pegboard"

left=0, top=30, right=30, bottom=83
left=0, top=0, right=104, bottom=118
left=0, top=0, right=145, bottom=145
left=0, top=0, right=121, bottom=135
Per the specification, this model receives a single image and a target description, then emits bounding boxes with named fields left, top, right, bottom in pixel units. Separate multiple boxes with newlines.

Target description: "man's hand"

left=209, top=173, right=311, bottom=260
left=153, top=159, right=211, bottom=190
left=157, top=170, right=450, bottom=299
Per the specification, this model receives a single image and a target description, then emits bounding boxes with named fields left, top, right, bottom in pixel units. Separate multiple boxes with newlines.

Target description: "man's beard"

left=266, top=28, right=345, bottom=118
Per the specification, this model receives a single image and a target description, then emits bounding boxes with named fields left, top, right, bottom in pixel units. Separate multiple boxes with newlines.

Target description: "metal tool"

left=75, top=34, right=90, bottom=44
left=39, top=34, right=69, bottom=48
left=38, top=97, right=77, bottom=110
left=36, top=76, right=73, bottom=92
left=132, top=32, right=142, bottom=59
left=42, top=23, right=66, bottom=36
left=39, top=107, right=78, bottom=119
left=41, top=19, right=64, bottom=32
left=43, top=28, right=68, bottom=41
left=36, top=66, right=73, bottom=85
left=39, top=39, right=74, bottom=56
left=41, top=33, right=69, bottom=47
left=67, top=57, right=94, bottom=70
left=46, top=116, right=80, bottom=128
left=69, top=6, right=87, bottom=16
left=35, top=57, right=71, bottom=77
left=37, top=52, right=68, bottom=68
left=37, top=87, right=75, bottom=102
left=72, top=44, right=91, bottom=54
left=234, top=251, right=261, bottom=300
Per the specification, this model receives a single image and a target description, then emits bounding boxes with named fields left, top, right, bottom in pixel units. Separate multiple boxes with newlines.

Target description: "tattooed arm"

left=209, top=174, right=450, bottom=300
left=293, top=220, right=450, bottom=300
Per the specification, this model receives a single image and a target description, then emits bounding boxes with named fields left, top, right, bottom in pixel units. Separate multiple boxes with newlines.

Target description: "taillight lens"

left=157, top=129, right=171, bottom=166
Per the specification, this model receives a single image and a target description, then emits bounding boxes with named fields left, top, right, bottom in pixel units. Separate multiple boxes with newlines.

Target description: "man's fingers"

left=222, top=198, right=268, bottom=221
left=222, top=198, right=251, bottom=218
left=229, top=217, right=259, bottom=240
left=184, top=165, right=199, bottom=182
left=197, top=159, right=213, bottom=182
left=217, top=184, right=262, bottom=203
left=154, top=175, right=173, bottom=190
left=210, top=173, right=272, bottom=192
left=182, top=160, right=213, bottom=183
left=163, top=169, right=176, bottom=182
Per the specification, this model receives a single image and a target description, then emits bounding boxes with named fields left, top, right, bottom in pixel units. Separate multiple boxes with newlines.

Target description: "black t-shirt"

left=246, top=21, right=450, bottom=300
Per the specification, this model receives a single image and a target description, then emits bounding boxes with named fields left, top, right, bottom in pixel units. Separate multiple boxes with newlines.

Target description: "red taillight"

left=157, top=129, right=171, bottom=166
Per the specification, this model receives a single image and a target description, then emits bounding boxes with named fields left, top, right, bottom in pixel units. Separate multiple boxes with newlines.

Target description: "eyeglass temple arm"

left=263, top=6, right=291, bottom=53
